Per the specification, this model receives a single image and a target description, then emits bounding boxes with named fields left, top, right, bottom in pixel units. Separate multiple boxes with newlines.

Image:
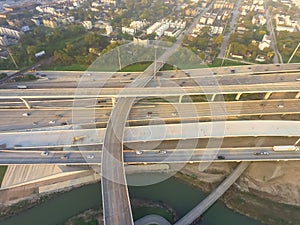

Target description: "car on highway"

left=217, top=155, right=226, bottom=160
left=277, top=104, right=284, bottom=108
left=146, top=112, right=152, bottom=118
left=61, top=154, right=70, bottom=159
left=49, top=120, right=56, bottom=124
left=136, top=150, right=143, bottom=155
left=159, top=150, right=167, bottom=154
left=41, top=151, right=49, bottom=156
left=22, top=113, right=30, bottom=117
left=255, top=151, right=270, bottom=155
left=87, top=154, right=94, bottom=159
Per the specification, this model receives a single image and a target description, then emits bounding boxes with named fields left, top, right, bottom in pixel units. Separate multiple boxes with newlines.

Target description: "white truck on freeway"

left=272, top=146, right=299, bottom=151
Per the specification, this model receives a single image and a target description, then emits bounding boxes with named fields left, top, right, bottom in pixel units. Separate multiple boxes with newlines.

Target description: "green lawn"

left=15, top=74, right=37, bottom=82
left=43, top=64, right=89, bottom=71
left=120, top=62, right=152, bottom=72
left=209, top=58, right=248, bottom=67
left=0, top=166, right=7, bottom=186
left=0, top=73, right=7, bottom=79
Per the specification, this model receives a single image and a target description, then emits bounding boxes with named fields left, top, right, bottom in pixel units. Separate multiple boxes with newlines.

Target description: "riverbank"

left=0, top=162, right=299, bottom=225
left=174, top=162, right=300, bottom=225
left=61, top=198, right=177, bottom=225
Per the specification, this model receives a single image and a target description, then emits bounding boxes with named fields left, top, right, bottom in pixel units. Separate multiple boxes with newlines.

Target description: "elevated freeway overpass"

left=0, top=82, right=300, bottom=99
left=1, top=120, right=300, bottom=149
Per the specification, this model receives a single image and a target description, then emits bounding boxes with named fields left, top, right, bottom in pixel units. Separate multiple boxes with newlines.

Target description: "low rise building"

left=258, top=34, right=271, bottom=51
left=122, top=27, right=135, bottom=35
left=82, top=21, right=92, bottom=30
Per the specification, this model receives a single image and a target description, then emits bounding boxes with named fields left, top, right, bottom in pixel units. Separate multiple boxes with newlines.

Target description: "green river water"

left=0, top=174, right=264, bottom=225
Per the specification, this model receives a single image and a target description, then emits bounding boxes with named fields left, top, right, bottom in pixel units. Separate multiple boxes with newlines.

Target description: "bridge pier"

left=20, top=98, right=31, bottom=109
left=210, top=94, right=216, bottom=102
left=179, top=95, right=183, bottom=103
left=235, top=92, right=242, bottom=101
left=295, top=91, right=300, bottom=99
left=264, top=92, right=272, bottom=100
left=111, top=97, right=116, bottom=106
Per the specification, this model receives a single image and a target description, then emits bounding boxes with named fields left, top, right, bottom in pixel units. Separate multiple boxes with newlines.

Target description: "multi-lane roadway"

left=0, top=147, right=299, bottom=165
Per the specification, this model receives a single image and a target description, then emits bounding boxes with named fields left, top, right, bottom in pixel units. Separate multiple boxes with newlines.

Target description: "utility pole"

left=154, top=46, right=157, bottom=77
left=287, top=42, right=300, bottom=64
left=7, top=48, right=18, bottom=68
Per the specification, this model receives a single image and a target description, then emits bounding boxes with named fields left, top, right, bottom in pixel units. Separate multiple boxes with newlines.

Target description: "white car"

left=87, top=154, right=94, bottom=159
left=136, top=150, right=143, bottom=155
left=41, top=151, right=49, bottom=156
left=159, top=150, right=167, bottom=154
left=49, top=120, right=56, bottom=124
left=22, top=113, right=30, bottom=117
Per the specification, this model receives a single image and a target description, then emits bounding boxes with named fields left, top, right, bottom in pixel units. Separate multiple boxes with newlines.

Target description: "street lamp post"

left=154, top=46, right=157, bottom=77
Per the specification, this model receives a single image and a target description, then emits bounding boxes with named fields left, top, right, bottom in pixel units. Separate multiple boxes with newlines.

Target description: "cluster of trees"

left=53, top=32, right=109, bottom=66
left=182, top=27, right=223, bottom=60
left=1, top=25, right=110, bottom=69
left=112, top=0, right=173, bottom=27
left=277, top=31, right=300, bottom=62
left=7, top=25, right=86, bottom=67
left=229, top=25, right=273, bottom=62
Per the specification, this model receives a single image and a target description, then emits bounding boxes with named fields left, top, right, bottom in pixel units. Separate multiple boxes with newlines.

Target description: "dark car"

left=217, top=155, right=225, bottom=160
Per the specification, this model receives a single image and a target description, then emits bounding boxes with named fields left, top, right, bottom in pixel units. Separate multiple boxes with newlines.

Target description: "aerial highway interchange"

left=0, top=63, right=300, bottom=225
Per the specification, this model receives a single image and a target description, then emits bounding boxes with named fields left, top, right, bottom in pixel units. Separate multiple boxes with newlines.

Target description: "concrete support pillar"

left=179, top=95, right=183, bottom=103
left=211, top=94, right=216, bottom=102
left=264, top=92, right=272, bottom=100
left=20, top=98, right=31, bottom=109
left=157, top=77, right=161, bottom=87
left=111, top=97, right=116, bottom=107
left=295, top=91, right=300, bottom=99
left=235, top=92, right=242, bottom=101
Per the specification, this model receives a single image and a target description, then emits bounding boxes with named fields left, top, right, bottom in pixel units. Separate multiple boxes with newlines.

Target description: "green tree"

left=213, top=34, right=223, bottom=46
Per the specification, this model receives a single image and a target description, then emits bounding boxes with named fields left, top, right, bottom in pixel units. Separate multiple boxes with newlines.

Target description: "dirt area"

left=175, top=161, right=300, bottom=225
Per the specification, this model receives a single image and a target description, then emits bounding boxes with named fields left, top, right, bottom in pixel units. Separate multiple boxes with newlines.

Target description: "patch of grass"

left=120, top=62, right=207, bottom=73
left=0, top=166, right=7, bottom=186
left=145, top=98, right=169, bottom=102
left=224, top=94, right=237, bottom=101
left=239, top=93, right=264, bottom=100
left=120, top=62, right=152, bottom=72
left=43, top=64, right=88, bottom=71
left=0, top=73, right=7, bottom=80
left=15, top=74, right=37, bottom=82
left=209, top=58, right=248, bottom=67
left=190, top=95, right=209, bottom=102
